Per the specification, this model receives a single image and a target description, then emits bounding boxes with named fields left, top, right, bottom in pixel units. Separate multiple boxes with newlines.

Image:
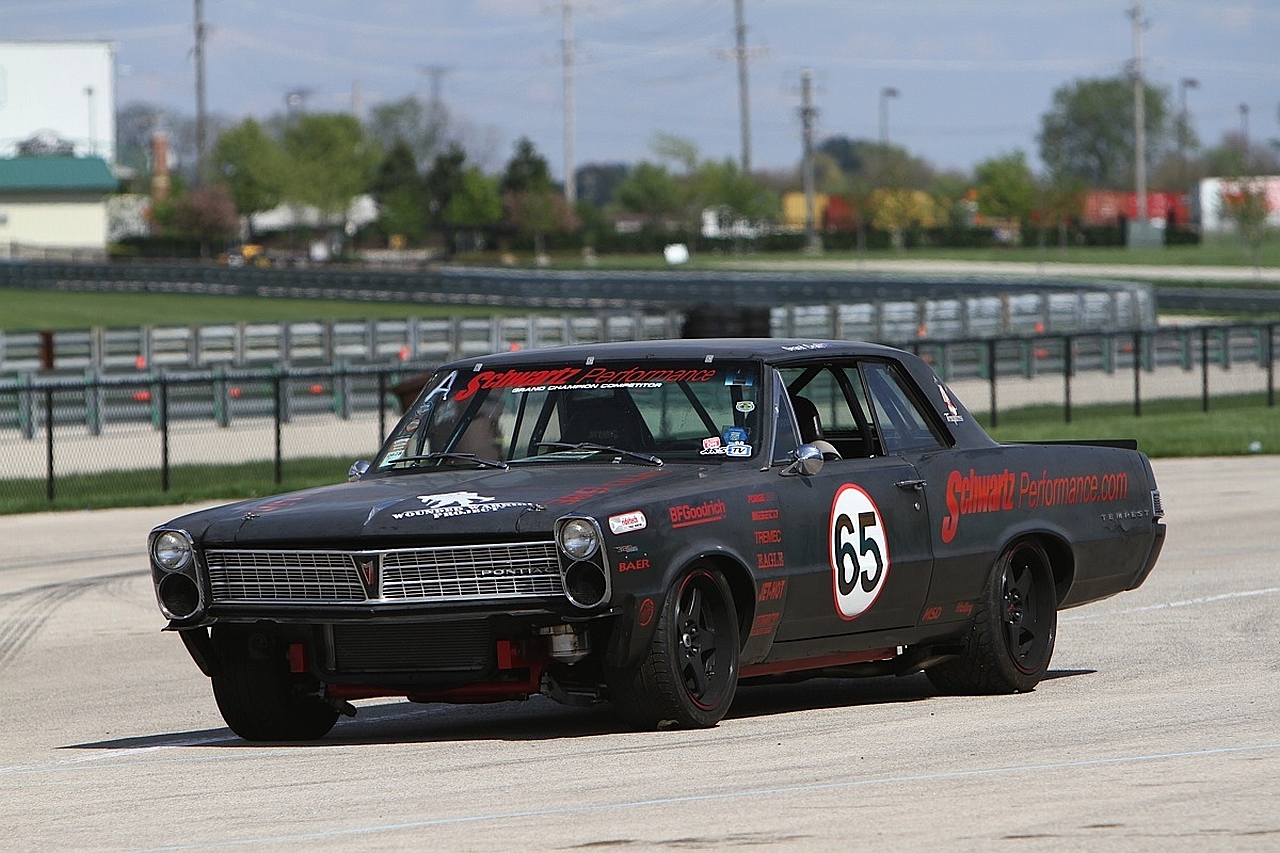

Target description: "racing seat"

left=560, top=392, right=653, bottom=450
left=791, top=395, right=841, bottom=460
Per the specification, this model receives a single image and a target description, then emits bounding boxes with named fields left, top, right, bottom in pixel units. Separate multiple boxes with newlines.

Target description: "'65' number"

left=829, top=484, right=891, bottom=619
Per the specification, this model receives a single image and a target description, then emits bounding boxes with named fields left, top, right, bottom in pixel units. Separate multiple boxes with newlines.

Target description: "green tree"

left=616, top=161, right=683, bottom=227
left=424, top=144, right=468, bottom=253
left=366, top=96, right=447, bottom=170
left=691, top=158, right=778, bottom=222
left=212, top=119, right=288, bottom=232
left=499, top=138, right=574, bottom=255
left=973, top=151, right=1037, bottom=224
left=444, top=167, right=503, bottom=230
left=500, top=137, right=554, bottom=194
left=1038, top=76, right=1173, bottom=188
left=282, top=113, right=378, bottom=222
left=1219, top=178, right=1271, bottom=266
left=371, top=139, right=426, bottom=242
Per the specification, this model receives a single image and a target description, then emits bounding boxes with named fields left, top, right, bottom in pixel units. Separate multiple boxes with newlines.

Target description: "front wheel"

left=926, top=540, right=1057, bottom=695
left=608, top=566, right=740, bottom=729
left=210, top=626, right=339, bottom=741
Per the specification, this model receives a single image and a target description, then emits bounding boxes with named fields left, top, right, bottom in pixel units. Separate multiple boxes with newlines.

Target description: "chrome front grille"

left=382, top=542, right=563, bottom=601
left=206, top=551, right=364, bottom=602
left=204, top=541, right=563, bottom=604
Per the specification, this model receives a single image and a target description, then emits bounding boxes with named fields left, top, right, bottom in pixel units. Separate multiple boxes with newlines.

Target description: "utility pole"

left=561, top=1, right=577, bottom=204
left=194, top=0, right=208, bottom=184
left=733, top=0, right=751, bottom=172
left=1130, top=2, right=1148, bottom=230
left=799, top=69, right=820, bottom=255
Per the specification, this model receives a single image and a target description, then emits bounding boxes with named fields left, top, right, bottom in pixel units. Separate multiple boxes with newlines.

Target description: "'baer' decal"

left=829, top=484, right=890, bottom=620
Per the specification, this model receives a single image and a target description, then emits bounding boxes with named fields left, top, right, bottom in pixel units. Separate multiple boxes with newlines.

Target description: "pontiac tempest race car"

left=149, top=339, right=1165, bottom=740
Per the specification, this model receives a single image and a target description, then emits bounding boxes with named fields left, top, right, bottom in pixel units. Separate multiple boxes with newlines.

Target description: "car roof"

left=443, top=338, right=907, bottom=370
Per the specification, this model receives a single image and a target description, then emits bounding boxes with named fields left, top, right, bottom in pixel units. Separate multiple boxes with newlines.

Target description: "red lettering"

left=618, top=558, right=651, bottom=572
left=751, top=508, right=780, bottom=522
left=747, top=492, right=775, bottom=504
left=754, top=528, right=782, bottom=545
left=758, top=580, right=787, bottom=602
left=749, top=612, right=781, bottom=636
left=669, top=499, right=727, bottom=528
left=922, top=606, right=944, bottom=622
left=756, top=551, right=785, bottom=569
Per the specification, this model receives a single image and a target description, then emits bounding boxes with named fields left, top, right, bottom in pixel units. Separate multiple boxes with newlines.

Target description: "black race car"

left=149, top=339, right=1165, bottom=740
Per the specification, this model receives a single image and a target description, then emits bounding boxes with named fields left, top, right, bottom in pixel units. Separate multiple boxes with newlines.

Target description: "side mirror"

left=780, top=444, right=824, bottom=477
left=348, top=460, right=371, bottom=482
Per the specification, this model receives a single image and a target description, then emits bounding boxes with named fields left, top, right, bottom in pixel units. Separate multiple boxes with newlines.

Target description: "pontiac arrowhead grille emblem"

left=359, top=558, right=378, bottom=588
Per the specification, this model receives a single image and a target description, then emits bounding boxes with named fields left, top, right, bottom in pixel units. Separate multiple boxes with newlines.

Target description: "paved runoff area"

left=0, top=456, right=1276, bottom=852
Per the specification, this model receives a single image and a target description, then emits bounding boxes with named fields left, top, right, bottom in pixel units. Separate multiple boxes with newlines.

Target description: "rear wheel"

left=210, top=626, right=339, bottom=741
left=926, top=540, right=1057, bottom=695
left=608, top=566, right=740, bottom=729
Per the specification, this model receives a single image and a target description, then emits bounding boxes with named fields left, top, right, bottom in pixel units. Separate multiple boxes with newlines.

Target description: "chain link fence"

left=1, top=322, right=1275, bottom=513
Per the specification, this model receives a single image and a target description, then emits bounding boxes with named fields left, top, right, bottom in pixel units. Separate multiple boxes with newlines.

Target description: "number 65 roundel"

left=829, top=484, right=891, bottom=619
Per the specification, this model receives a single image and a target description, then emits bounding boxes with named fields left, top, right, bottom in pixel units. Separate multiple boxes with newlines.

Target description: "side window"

left=860, top=361, right=946, bottom=454
left=771, top=376, right=801, bottom=464
left=778, top=364, right=877, bottom=458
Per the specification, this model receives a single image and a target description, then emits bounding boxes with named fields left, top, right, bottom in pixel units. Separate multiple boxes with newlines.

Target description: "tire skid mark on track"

left=0, top=576, right=128, bottom=669
left=0, top=548, right=142, bottom=575
left=1061, top=586, right=1280, bottom=623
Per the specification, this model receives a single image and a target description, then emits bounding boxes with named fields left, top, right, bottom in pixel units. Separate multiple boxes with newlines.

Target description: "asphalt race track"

left=1, top=457, right=1276, bottom=852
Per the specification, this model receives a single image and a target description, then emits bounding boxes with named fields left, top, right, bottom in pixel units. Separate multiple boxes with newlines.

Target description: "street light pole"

left=879, top=87, right=899, bottom=146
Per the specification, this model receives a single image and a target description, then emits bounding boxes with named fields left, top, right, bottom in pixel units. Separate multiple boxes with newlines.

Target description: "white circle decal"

left=829, top=484, right=891, bottom=619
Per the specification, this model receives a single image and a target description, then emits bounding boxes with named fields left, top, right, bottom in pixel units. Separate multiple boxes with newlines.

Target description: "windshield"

left=374, top=359, right=764, bottom=469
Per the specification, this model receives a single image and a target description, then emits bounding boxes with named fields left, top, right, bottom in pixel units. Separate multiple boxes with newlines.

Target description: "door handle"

left=895, top=479, right=927, bottom=491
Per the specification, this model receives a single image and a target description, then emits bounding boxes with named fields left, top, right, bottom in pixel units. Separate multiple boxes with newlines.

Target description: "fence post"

left=1063, top=334, right=1073, bottom=424
left=1268, top=322, right=1276, bottom=408
left=378, top=370, right=388, bottom=442
left=273, top=373, right=283, bottom=485
left=44, top=387, right=54, bottom=502
left=1201, top=327, right=1210, bottom=413
left=160, top=376, right=170, bottom=492
left=1133, top=331, right=1142, bottom=417
left=85, top=368, right=102, bottom=437
left=987, top=339, right=998, bottom=428
left=20, top=374, right=34, bottom=440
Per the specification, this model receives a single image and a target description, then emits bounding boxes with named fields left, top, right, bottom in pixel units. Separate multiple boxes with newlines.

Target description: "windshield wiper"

left=389, top=452, right=509, bottom=470
left=530, top=441, right=663, bottom=467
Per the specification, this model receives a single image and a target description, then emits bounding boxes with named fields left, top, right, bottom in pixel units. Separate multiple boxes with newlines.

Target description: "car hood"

left=164, top=464, right=685, bottom=548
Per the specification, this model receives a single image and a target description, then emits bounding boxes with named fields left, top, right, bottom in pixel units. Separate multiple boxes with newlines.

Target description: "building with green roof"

left=0, top=155, right=119, bottom=260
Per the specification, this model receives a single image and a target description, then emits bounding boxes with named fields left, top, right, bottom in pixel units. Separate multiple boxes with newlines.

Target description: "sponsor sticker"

left=735, top=400, right=756, bottom=413
left=702, top=436, right=722, bottom=451
left=608, top=510, right=648, bottom=535
left=669, top=498, right=727, bottom=528
left=383, top=437, right=411, bottom=462
left=725, top=443, right=752, bottom=457
left=390, top=491, right=535, bottom=520
left=723, top=426, right=748, bottom=445
left=937, top=383, right=964, bottom=424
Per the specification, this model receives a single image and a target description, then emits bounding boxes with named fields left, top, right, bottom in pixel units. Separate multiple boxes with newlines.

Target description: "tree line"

left=116, top=74, right=1277, bottom=258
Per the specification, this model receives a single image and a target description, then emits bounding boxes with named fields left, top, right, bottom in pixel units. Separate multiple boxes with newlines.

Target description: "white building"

left=0, top=41, right=117, bottom=164
left=0, top=155, right=118, bottom=259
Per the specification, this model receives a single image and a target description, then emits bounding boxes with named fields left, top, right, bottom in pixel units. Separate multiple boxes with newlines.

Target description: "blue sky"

left=8, top=0, right=1278, bottom=178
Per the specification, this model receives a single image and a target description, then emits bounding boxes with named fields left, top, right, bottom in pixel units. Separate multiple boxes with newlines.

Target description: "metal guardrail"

left=1, top=322, right=1274, bottom=511
left=2, top=291, right=1154, bottom=377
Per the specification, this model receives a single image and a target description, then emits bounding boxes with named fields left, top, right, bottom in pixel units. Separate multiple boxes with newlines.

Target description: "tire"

left=608, top=567, right=740, bottom=729
left=926, top=540, right=1057, bottom=695
left=210, top=626, right=339, bottom=741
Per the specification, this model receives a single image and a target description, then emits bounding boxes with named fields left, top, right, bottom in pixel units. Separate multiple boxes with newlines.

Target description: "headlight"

left=558, top=518, right=599, bottom=560
left=152, top=530, right=192, bottom=571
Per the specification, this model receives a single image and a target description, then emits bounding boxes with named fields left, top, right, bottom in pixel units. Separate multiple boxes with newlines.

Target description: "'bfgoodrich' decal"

left=829, top=484, right=890, bottom=620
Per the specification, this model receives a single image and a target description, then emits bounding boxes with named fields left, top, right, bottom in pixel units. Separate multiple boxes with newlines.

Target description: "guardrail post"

left=337, top=361, right=351, bottom=420
left=213, top=365, right=229, bottom=427
left=19, top=374, right=34, bottom=440
left=1268, top=322, right=1276, bottom=408
left=85, top=368, right=101, bottom=436
left=377, top=370, right=388, bottom=442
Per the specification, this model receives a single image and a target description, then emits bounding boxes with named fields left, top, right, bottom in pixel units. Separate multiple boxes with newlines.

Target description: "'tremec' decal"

left=829, top=484, right=890, bottom=620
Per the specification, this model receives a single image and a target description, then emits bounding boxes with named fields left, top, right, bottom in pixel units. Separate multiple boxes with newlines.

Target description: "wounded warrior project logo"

left=391, top=491, right=536, bottom=520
